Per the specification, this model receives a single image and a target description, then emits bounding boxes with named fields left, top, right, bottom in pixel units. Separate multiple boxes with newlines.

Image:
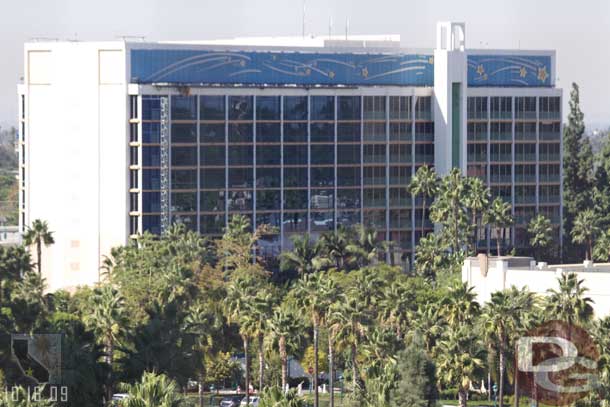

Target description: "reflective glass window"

left=229, top=145, right=253, bottom=166
left=200, top=145, right=225, bottom=166
left=311, top=167, right=334, bottom=187
left=229, top=123, right=253, bottom=143
left=284, top=190, right=308, bottom=210
left=284, top=145, right=308, bottom=166
left=142, top=96, right=161, bottom=120
left=337, top=123, right=361, bottom=142
left=200, top=123, right=225, bottom=143
left=337, top=189, right=361, bottom=209
left=337, top=96, right=361, bottom=120
left=142, top=169, right=160, bottom=190
left=364, top=210, right=386, bottom=228
left=284, top=167, right=308, bottom=188
left=364, top=188, right=386, bottom=207
left=257, top=190, right=281, bottom=210
left=284, top=96, right=308, bottom=120
left=284, top=123, right=307, bottom=143
left=311, top=145, right=334, bottom=165
left=256, top=167, right=281, bottom=188
left=142, top=146, right=160, bottom=167
left=200, top=214, right=226, bottom=234
left=284, top=212, right=307, bottom=233
left=143, top=215, right=161, bottom=234
left=172, top=123, right=197, bottom=143
left=390, top=122, right=411, bottom=142
left=257, top=123, right=280, bottom=143
left=390, top=96, right=412, bottom=120
left=143, top=123, right=160, bottom=143
left=171, top=169, right=197, bottom=190
left=229, top=96, right=253, bottom=120
left=256, top=145, right=281, bottom=166
left=171, top=96, right=197, bottom=120
left=200, top=168, right=225, bottom=189
left=337, top=167, right=360, bottom=187
left=364, top=122, right=386, bottom=141
left=337, top=144, right=360, bottom=165
left=311, top=123, right=334, bottom=142
left=172, top=147, right=197, bottom=167
left=229, top=168, right=253, bottom=188
left=172, top=192, right=196, bottom=212
left=311, top=96, right=334, bottom=120
left=201, top=190, right=226, bottom=212
left=256, top=96, right=280, bottom=120
left=311, top=211, right=334, bottom=231
left=142, top=192, right=161, bottom=213
left=364, top=96, right=386, bottom=120
left=200, top=95, right=225, bottom=120
left=311, top=190, right=334, bottom=210
left=228, top=190, right=253, bottom=211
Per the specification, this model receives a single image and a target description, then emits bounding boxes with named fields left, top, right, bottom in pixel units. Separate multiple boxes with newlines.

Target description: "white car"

left=240, top=396, right=259, bottom=406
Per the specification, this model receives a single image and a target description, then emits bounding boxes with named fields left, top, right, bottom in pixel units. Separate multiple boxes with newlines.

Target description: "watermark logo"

left=516, top=320, right=599, bottom=406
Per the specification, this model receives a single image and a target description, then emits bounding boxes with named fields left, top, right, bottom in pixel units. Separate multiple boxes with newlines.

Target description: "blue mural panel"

left=467, top=55, right=552, bottom=87
left=130, top=49, right=435, bottom=86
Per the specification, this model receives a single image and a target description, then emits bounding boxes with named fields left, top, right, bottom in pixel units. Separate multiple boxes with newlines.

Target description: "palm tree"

left=378, top=282, right=411, bottom=340
left=465, top=177, right=490, bottom=254
left=408, top=302, right=445, bottom=353
left=347, top=224, right=384, bottom=267
left=328, top=294, right=370, bottom=392
left=280, top=234, right=323, bottom=275
left=441, top=281, right=481, bottom=328
left=484, top=197, right=513, bottom=257
left=259, top=386, right=305, bottom=407
left=571, top=209, right=600, bottom=260
left=120, top=371, right=184, bottom=407
left=318, top=227, right=353, bottom=270
left=545, top=272, right=594, bottom=326
left=409, top=165, right=438, bottom=236
left=436, top=326, right=485, bottom=407
left=293, top=272, right=337, bottom=407
left=23, top=219, right=54, bottom=275
left=481, top=290, right=522, bottom=407
left=527, top=214, right=553, bottom=260
left=430, top=168, right=469, bottom=254
left=251, top=288, right=275, bottom=392
left=414, top=233, right=446, bottom=280
left=83, top=284, right=127, bottom=403
left=594, top=229, right=610, bottom=262
left=267, top=305, right=303, bottom=391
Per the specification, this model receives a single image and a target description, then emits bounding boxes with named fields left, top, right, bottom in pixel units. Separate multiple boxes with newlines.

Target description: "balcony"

left=468, top=132, right=487, bottom=142
left=490, top=154, right=512, bottom=163
left=539, top=195, right=560, bottom=204
left=415, top=112, right=433, bottom=121
left=467, top=112, right=488, bottom=120
left=414, top=155, right=434, bottom=164
left=540, top=153, right=560, bottom=162
left=515, top=195, right=536, bottom=204
left=539, top=174, right=560, bottom=183
left=490, top=174, right=512, bottom=184
left=490, top=132, right=512, bottom=141
left=364, top=177, right=386, bottom=186
left=540, top=132, right=560, bottom=141
left=414, top=133, right=434, bottom=142
left=515, top=153, right=536, bottom=162
left=468, top=154, right=487, bottom=163
left=539, top=111, right=561, bottom=121
left=515, top=111, right=537, bottom=120
left=515, top=133, right=537, bottom=141
left=515, top=174, right=536, bottom=183
left=490, top=111, right=512, bottom=120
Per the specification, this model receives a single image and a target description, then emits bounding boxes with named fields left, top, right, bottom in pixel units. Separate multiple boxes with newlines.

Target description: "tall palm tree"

left=267, top=305, right=303, bottom=391
left=409, top=165, right=438, bottom=236
left=465, top=177, right=490, bottom=254
left=280, top=234, right=323, bottom=275
left=441, top=282, right=481, bottom=328
left=23, top=219, right=55, bottom=276
left=571, top=209, right=601, bottom=260
left=545, top=272, right=594, bottom=326
left=527, top=214, right=553, bottom=260
left=408, top=302, right=445, bottom=353
left=594, top=229, right=610, bottom=262
left=484, top=197, right=514, bottom=257
left=318, top=227, right=353, bottom=270
left=120, top=371, right=184, bottom=407
left=378, top=282, right=411, bottom=340
left=251, top=288, right=275, bottom=392
left=347, top=224, right=383, bottom=267
left=293, top=272, right=336, bottom=407
left=481, top=290, right=523, bottom=407
left=436, top=325, right=485, bottom=407
left=83, top=284, right=127, bottom=403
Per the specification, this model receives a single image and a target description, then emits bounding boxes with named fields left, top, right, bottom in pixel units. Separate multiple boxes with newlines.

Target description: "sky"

left=1, top=0, right=609, bottom=129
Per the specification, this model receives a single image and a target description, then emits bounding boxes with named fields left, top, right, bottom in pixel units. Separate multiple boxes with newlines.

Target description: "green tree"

left=347, top=224, right=384, bottom=267
left=318, top=227, right=355, bottom=271
left=120, top=371, right=184, bottom=407
left=441, top=282, right=480, bottom=328
left=593, top=229, right=610, bottom=262
left=545, top=272, right=594, bottom=326
left=527, top=214, right=553, bottom=260
left=0, top=245, right=31, bottom=305
left=465, top=177, right=491, bottom=254
left=22, top=219, right=54, bottom=276
left=389, top=340, right=437, bottom=407
left=280, top=234, right=323, bottom=275
left=435, top=326, right=485, bottom=407
left=251, top=287, right=275, bottom=391
left=83, top=284, right=127, bottom=403
left=268, top=305, right=303, bottom=391
left=409, top=165, right=438, bottom=237
left=258, top=386, right=305, bottom=407
left=571, top=209, right=601, bottom=260
left=414, top=234, right=447, bottom=280
left=484, top=197, right=514, bottom=257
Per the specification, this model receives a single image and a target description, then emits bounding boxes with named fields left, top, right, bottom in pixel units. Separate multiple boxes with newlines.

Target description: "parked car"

left=111, top=394, right=129, bottom=406
left=240, top=396, right=259, bottom=406
left=220, top=395, right=244, bottom=407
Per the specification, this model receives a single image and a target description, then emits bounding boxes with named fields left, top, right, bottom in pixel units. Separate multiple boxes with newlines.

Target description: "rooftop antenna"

left=302, top=0, right=306, bottom=39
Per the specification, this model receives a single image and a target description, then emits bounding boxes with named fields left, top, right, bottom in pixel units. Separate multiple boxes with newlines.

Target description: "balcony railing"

left=490, top=132, right=512, bottom=141
left=540, top=153, right=560, bottom=162
left=515, top=174, right=536, bottom=183
left=468, top=154, right=487, bottom=163
left=490, top=154, right=512, bottom=162
left=515, top=195, right=536, bottom=204
left=414, top=155, right=434, bottom=164
left=490, top=111, right=512, bottom=120
left=515, top=133, right=537, bottom=141
left=490, top=175, right=512, bottom=183
left=539, top=111, right=561, bottom=120
left=414, top=134, right=434, bottom=142
left=539, top=174, right=560, bottom=183
left=515, top=154, right=537, bottom=162
left=468, top=132, right=487, bottom=141
left=540, top=132, right=560, bottom=141
left=515, top=111, right=537, bottom=120
left=539, top=195, right=560, bottom=204
left=467, top=112, right=488, bottom=120
left=364, top=177, right=386, bottom=186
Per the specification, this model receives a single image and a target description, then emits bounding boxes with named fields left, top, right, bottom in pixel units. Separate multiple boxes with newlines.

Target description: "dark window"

left=201, top=191, right=226, bottom=212
left=172, top=147, right=197, bottom=166
left=257, top=190, right=281, bottom=210
left=311, top=167, right=334, bottom=187
left=228, top=190, right=253, bottom=211
left=337, top=123, right=361, bottom=142
left=284, top=96, right=308, bottom=120
left=337, top=96, right=361, bottom=120
left=142, top=146, right=160, bottom=167
left=284, top=167, right=308, bottom=188
left=364, top=144, right=386, bottom=164
left=390, top=144, right=411, bottom=163
left=284, top=123, right=308, bottom=143
left=130, top=170, right=139, bottom=189
left=311, top=123, right=334, bottom=142
left=143, top=215, right=161, bottom=234
left=257, top=123, right=280, bottom=143
left=130, top=192, right=139, bottom=212
left=311, top=96, right=334, bottom=120
left=142, top=96, right=161, bottom=120
left=201, top=168, right=226, bottom=189
left=256, top=96, right=280, bottom=120
left=390, top=122, right=411, bottom=141
left=256, top=167, right=281, bottom=188
left=284, top=190, right=308, bottom=210
left=337, top=189, right=361, bottom=209
left=311, top=190, right=334, bottom=210
left=364, top=96, right=386, bottom=120
left=142, top=192, right=161, bottom=213
left=172, top=192, right=196, bottom=212
left=390, top=96, right=411, bottom=120
left=130, top=146, right=139, bottom=166
left=171, top=96, right=197, bottom=120
left=143, top=123, right=160, bottom=143
left=337, top=145, right=360, bottom=165
left=229, top=96, right=253, bottom=120
left=229, top=123, right=253, bottom=143
left=172, top=123, right=197, bottom=143
left=171, top=169, right=197, bottom=190
left=256, top=145, right=281, bottom=166
left=414, top=97, right=432, bottom=120
left=284, top=145, right=308, bottom=166
left=142, top=169, right=160, bottom=190
left=229, top=145, right=253, bottom=166
left=337, top=167, right=360, bottom=186
left=200, top=145, right=225, bottom=166
left=130, top=122, right=139, bottom=143
left=229, top=168, right=253, bottom=188
left=200, top=123, right=225, bottom=143
left=311, top=145, right=334, bottom=165
left=200, top=95, right=225, bottom=120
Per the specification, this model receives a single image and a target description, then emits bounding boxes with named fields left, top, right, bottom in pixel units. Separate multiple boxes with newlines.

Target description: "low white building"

left=462, top=256, right=610, bottom=318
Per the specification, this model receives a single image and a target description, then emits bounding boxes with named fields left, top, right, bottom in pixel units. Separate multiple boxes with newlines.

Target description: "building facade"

left=18, top=23, right=562, bottom=290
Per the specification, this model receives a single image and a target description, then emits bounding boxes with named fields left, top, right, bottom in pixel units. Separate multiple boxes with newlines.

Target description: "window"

left=364, top=96, right=386, bottom=120
left=142, top=169, right=159, bottom=190
left=311, top=167, right=334, bottom=187
left=284, top=190, right=308, bottom=210
left=311, top=96, right=334, bottom=120
left=200, top=95, right=225, bottom=120
left=540, top=122, right=561, bottom=141
left=200, top=123, right=225, bottom=143
left=337, top=189, right=361, bottom=209
left=229, top=145, right=253, bottom=166
left=229, top=96, right=253, bottom=120
left=415, top=97, right=432, bottom=120
left=130, top=169, right=139, bottom=189
left=311, top=145, right=334, bottom=165
left=256, top=167, right=281, bottom=188
left=390, top=96, right=411, bottom=120
left=142, top=146, right=160, bottom=167
left=130, top=123, right=139, bottom=143
left=257, top=123, right=280, bottom=143
left=228, top=168, right=253, bottom=188
left=130, top=146, right=139, bottom=166
left=201, top=168, right=226, bottom=189
left=337, top=123, right=361, bottom=142
left=515, top=164, right=536, bottom=183
left=256, top=145, right=281, bottom=166
left=467, top=97, right=488, bottom=119
left=171, top=96, right=197, bottom=120
left=228, top=190, right=253, bottom=211
left=515, top=122, right=536, bottom=141
left=364, top=167, right=386, bottom=185
left=337, top=96, right=361, bottom=120
left=284, top=96, right=308, bottom=120
left=172, top=124, right=196, bottom=143
left=284, top=167, right=307, bottom=188
left=200, top=214, right=226, bottom=234
left=490, top=165, right=511, bottom=183
left=515, top=97, right=537, bottom=119
left=539, top=97, right=560, bottom=120
left=142, top=96, right=161, bottom=120
left=414, top=122, right=434, bottom=142
left=364, top=123, right=386, bottom=142
left=142, top=215, right=161, bottom=234
left=467, top=123, right=487, bottom=141
left=130, top=192, right=139, bottom=212
left=284, top=123, right=307, bottom=143
left=467, top=144, right=487, bottom=163
left=171, top=169, right=197, bottom=190
left=284, top=145, right=308, bottom=166
left=337, top=145, right=360, bottom=165
left=390, top=166, right=410, bottom=185
left=142, top=192, right=161, bottom=213
left=311, top=123, right=334, bottom=142
left=490, top=96, right=512, bottom=119
left=229, top=124, right=253, bottom=143
left=337, top=167, right=360, bottom=186
left=390, top=122, right=411, bottom=142
left=257, top=190, right=281, bottom=210
left=256, top=96, right=280, bottom=120
left=172, top=147, right=197, bottom=166
left=364, top=144, right=386, bottom=164
left=172, top=192, right=196, bottom=212
left=200, top=145, right=225, bottom=166
left=490, top=122, right=511, bottom=141
left=490, top=144, right=511, bottom=162
left=390, top=145, right=410, bottom=163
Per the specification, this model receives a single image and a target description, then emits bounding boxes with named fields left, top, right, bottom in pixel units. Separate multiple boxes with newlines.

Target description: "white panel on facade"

left=28, top=51, right=52, bottom=85
left=99, top=49, right=124, bottom=85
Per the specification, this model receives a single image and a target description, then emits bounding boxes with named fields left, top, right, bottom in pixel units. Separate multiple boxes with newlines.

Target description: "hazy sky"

left=1, top=0, right=609, bottom=129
